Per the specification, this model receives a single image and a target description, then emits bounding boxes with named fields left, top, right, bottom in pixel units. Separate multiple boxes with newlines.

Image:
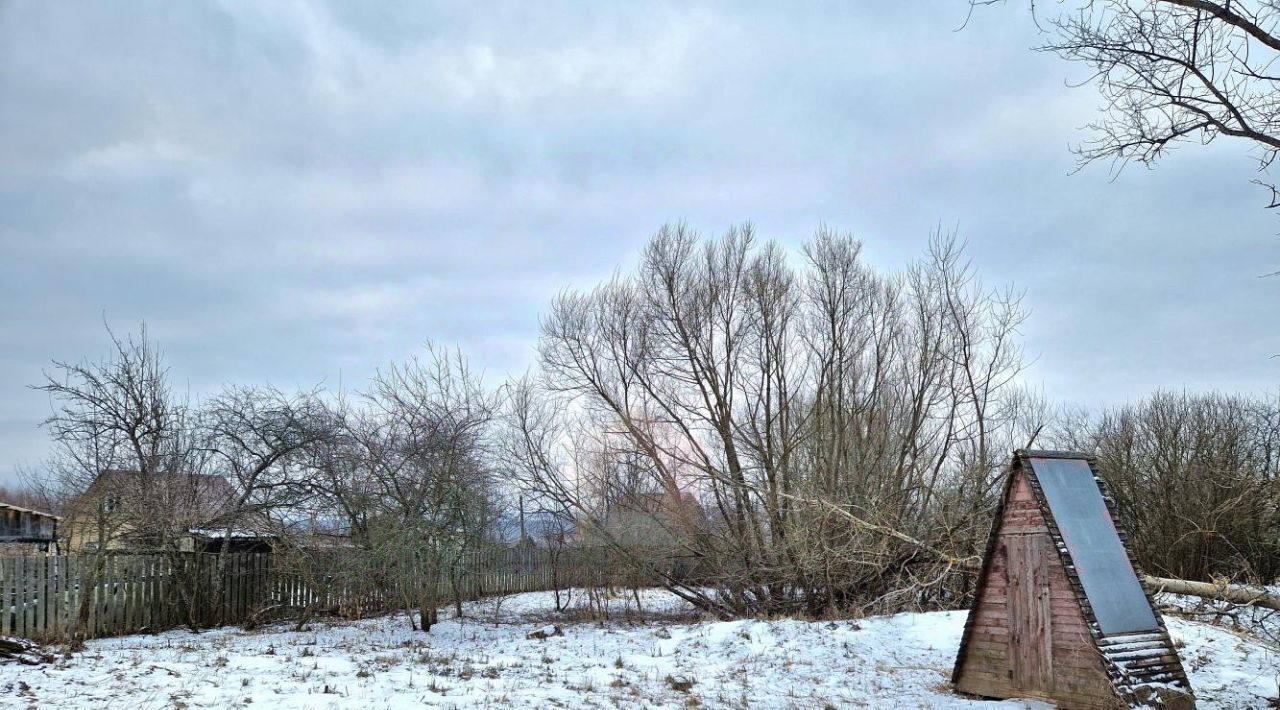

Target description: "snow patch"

left=0, top=590, right=1273, bottom=708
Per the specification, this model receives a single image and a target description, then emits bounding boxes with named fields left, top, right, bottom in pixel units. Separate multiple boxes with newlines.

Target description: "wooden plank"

left=120, top=556, right=132, bottom=634
left=45, top=556, right=58, bottom=640
left=114, top=554, right=125, bottom=635
left=209, top=554, right=219, bottom=626
left=1006, top=533, right=1053, bottom=694
left=16, top=555, right=29, bottom=638
left=30, top=556, right=41, bottom=640
left=1097, top=632, right=1168, bottom=646
left=95, top=555, right=105, bottom=638
left=113, top=556, right=124, bottom=635
left=132, top=555, right=144, bottom=633
left=90, top=556, right=100, bottom=638
left=0, top=555, right=12, bottom=639
left=224, top=554, right=233, bottom=623
left=80, top=556, right=91, bottom=638
left=153, top=554, right=163, bottom=630
left=190, top=554, right=199, bottom=628
left=188, top=554, right=199, bottom=628
left=130, top=556, right=142, bottom=632
left=127, top=555, right=138, bottom=633
left=7, top=557, right=18, bottom=638
left=247, top=554, right=257, bottom=617
left=107, top=554, right=119, bottom=636
left=164, top=554, right=173, bottom=628
left=0, top=557, right=11, bottom=637
left=256, top=554, right=267, bottom=614
left=215, top=554, right=224, bottom=625
left=38, top=555, right=51, bottom=640
left=58, top=555, right=69, bottom=639
left=98, top=555, right=109, bottom=637
left=243, top=553, right=252, bottom=617
left=1114, top=654, right=1181, bottom=671
left=139, top=555, right=150, bottom=631
left=207, top=554, right=216, bottom=626
left=27, top=555, right=39, bottom=638
left=21, top=555, right=33, bottom=639
left=956, top=668, right=1016, bottom=700
left=81, top=555, right=92, bottom=638
left=156, top=556, right=168, bottom=629
left=236, top=553, right=246, bottom=622
left=97, top=555, right=108, bottom=637
left=150, top=554, right=160, bottom=631
left=128, top=555, right=137, bottom=634
left=158, top=554, right=167, bottom=630
left=236, top=554, right=244, bottom=621
left=65, top=556, right=77, bottom=639
left=206, top=554, right=216, bottom=626
left=248, top=554, right=256, bottom=619
left=133, top=555, right=144, bottom=633
left=231, top=554, right=240, bottom=622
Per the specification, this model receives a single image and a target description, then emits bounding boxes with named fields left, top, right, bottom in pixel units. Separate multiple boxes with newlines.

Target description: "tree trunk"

left=1144, top=575, right=1280, bottom=612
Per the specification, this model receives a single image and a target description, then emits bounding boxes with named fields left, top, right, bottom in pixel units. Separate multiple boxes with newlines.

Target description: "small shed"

left=952, top=450, right=1194, bottom=709
left=0, top=502, right=59, bottom=553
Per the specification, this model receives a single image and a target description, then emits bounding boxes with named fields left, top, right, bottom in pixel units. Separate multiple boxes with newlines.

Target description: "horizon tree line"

left=15, top=223, right=1280, bottom=627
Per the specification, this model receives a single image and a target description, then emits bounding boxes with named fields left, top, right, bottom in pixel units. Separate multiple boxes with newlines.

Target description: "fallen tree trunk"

left=1143, top=575, right=1280, bottom=612
left=776, top=498, right=1280, bottom=613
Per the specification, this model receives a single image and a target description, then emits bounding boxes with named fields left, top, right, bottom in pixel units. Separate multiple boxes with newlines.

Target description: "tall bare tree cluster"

left=29, top=328, right=328, bottom=555
left=506, top=224, right=1044, bottom=616
left=26, top=328, right=331, bottom=630
left=26, top=329, right=504, bottom=634
left=1052, top=390, right=1280, bottom=583
left=19, top=228, right=1279, bottom=632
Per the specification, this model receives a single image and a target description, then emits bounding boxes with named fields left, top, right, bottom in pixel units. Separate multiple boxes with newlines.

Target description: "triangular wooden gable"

left=952, top=450, right=1194, bottom=709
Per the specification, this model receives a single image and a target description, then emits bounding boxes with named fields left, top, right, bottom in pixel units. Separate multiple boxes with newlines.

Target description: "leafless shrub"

left=1051, top=390, right=1280, bottom=583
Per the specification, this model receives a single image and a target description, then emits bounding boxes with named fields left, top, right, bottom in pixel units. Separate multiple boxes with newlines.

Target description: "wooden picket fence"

left=0, top=553, right=274, bottom=642
left=0, top=546, right=659, bottom=642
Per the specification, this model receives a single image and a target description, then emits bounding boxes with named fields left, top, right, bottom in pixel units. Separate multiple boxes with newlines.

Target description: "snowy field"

left=3, top=589, right=1276, bottom=709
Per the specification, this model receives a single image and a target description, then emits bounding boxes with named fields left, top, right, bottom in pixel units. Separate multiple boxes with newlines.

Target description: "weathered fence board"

left=0, top=546, right=662, bottom=642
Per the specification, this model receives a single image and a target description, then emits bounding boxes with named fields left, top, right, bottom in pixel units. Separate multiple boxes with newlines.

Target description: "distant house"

left=64, top=470, right=273, bottom=553
left=0, top=502, right=59, bottom=554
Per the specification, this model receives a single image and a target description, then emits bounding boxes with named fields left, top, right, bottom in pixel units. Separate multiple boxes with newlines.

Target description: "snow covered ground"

left=3, top=589, right=1276, bottom=709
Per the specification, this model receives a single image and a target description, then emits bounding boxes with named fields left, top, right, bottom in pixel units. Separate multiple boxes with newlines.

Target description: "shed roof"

left=0, top=501, right=60, bottom=521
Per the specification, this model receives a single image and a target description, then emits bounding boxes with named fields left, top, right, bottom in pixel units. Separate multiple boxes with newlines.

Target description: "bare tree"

left=979, top=0, right=1280, bottom=212
left=199, top=385, right=330, bottom=623
left=27, top=325, right=208, bottom=634
left=201, top=386, right=328, bottom=534
left=300, top=345, right=501, bottom=632
left=26, top=326, right=337, bottom=633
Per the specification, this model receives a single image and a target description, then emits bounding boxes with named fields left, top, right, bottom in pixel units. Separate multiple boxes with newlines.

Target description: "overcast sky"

left=1, top=2, right=1277, bottom=485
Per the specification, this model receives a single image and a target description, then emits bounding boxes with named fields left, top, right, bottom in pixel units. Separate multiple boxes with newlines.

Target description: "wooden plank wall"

left=0, top=546, right=647, bottom=643
left=955, top=471, right=1116, bottom=708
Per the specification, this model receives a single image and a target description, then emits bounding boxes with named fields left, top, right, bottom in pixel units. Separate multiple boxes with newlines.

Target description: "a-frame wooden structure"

left=952, top=450, right=1194, bottom=709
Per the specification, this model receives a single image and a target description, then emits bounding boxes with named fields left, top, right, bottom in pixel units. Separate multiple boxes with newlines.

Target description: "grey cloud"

left=1, top=1, right=1276, bottom=483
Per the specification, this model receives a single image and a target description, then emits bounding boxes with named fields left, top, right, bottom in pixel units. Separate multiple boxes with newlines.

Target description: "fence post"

left=1, top=557, right=11, bottom=637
